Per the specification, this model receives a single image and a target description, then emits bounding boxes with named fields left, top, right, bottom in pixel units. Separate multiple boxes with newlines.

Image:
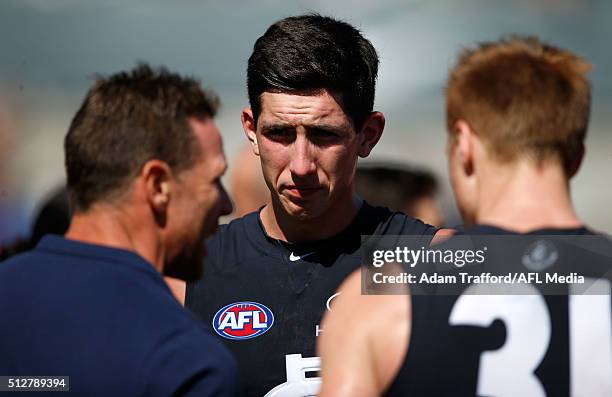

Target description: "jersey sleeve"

left=390, top=210, right=438, bottom=244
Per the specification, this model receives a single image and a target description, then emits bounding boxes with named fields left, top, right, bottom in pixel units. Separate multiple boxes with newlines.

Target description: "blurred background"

left=1, top=0, right=611, bottom=246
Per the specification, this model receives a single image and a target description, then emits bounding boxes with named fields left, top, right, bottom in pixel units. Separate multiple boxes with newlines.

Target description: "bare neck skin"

left=475, top=160, right=581, bottom=232
left=65, top=201, right=164, bottom=272
left=260, top=190, right=362, bottom=243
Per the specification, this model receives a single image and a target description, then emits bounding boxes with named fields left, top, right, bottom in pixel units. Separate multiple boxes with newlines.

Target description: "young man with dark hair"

left=184, top=14, right=442, bottom=397
left=0, top=64, right=238, bottom=396
left=318, top=36, right=611, bottom=396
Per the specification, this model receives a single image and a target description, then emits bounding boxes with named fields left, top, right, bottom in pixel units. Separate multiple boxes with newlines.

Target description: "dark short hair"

left=446, top=36, right=591, bottom=173
left=355, top=163, right=438, bottom=213
left=247, top=14, right=379, bottom=129
left=64, top=64, right=219, bottom=212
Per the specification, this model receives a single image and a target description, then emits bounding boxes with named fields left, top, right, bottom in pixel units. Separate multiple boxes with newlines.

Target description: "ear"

left=241, top=107, right=259, bottom=156
left=357, top=111, right=385, bottom=158
left=567, top=142, right=585, bottom=179
left=451, top=119, right=476, bottom=176
left=141, top=159, right=173, bottom=218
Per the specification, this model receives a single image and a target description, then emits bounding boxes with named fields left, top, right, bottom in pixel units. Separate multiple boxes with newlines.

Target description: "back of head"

left=64, top=64, right=219, bottom=212
left=247, top=14, right=379, bottom=129
left=355, top=164, right=438, bottom=213
left=446, top=36, right=591, bottom=174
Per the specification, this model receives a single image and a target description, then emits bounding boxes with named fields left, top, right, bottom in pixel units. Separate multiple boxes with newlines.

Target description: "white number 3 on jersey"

left=450, top=279, right=612, bottom=397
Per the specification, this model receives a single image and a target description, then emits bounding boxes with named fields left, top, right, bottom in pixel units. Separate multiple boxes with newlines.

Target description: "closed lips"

left=285, top=186, right=321, bottom=197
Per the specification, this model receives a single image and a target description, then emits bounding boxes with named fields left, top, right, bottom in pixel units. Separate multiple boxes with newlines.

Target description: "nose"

left=219, top=183, right=233, bottom=216
left=289, top=135, right=316, bottom=178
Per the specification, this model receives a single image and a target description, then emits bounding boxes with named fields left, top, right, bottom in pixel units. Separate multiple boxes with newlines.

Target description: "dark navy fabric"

left=186, top=202, right=436, bottom=396
left=386, top=225, right=612, bottom=397
left=0, top=235, right=239, bottom=397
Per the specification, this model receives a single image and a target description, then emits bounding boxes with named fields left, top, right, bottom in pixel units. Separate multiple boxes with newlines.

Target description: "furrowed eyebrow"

left=260, top=123, right=351, bottom=134
left=310, top=126, right=345, bottom=135
left=309, top=122, right=354, bottom=134
left=260, top=124, right=291, bottom=133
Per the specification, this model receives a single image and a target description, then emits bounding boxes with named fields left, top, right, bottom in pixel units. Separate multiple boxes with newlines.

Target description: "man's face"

left=164, top=118, right=232, bottom=281
left=251, top=90, right=362, bottom=220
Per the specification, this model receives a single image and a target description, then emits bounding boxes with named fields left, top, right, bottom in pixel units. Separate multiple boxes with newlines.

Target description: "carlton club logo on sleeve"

left=213, top=301, right=274, bottom=340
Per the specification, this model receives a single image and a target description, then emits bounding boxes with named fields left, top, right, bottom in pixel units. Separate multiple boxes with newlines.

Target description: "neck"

left=475, top=161, right=581, bottom=232
left=64, top=203, right=164, bottom=273
left=260, top=192, right=362, bottom=243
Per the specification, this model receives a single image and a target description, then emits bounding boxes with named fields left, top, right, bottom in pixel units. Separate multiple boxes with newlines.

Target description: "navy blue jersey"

left=186, top=202, right=436, bottom=396
left=0, top=235, right=239, bottom=397
left=386, top=225, right=612, bottom=397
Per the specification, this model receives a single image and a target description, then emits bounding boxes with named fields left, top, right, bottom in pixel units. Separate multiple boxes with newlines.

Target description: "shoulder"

left=139, top=294, right=239, bottom=393
left=0, top=252, right=33, bottom=290
left=362, top=202, right=437, bottom=237
left=211, top=211, right=261, bottom=240
left=361, top=202, right=438, bottom=242
left=0, top=250, right=32, bottom=270
left=318, top=267, right=411, bottom=396
left=322, top=267, right=410, bottom=338
left=142, top=318, right=239, bottom=396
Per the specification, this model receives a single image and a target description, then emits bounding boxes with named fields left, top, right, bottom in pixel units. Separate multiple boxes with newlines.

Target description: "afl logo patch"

left=213, top=301, right=274, bottom=340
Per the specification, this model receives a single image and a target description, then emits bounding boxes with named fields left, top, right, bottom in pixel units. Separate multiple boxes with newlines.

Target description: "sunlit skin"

left=66, top=118, right=232, bottom=293
left=166, top=119, right=232, bottom=256
left=241, top=90, right=384, bottom=242
left=162, top=118, right=233, bottom=281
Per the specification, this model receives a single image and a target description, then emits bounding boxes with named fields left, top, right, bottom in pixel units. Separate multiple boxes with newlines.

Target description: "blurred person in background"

left=29, top=186, right=70, bottom=246
left=0, top=64, right=238, bottom=396
left=0, top=186, right=70, bottom=261
left=318, top=36, right=611, bottom=396
left=355, top=163, right=444, bottom=227
left=230, top=144, right=269, bottom=217
left=0, top=93, right=19, bottom=245
left=0, top=97, right=10, bottom=186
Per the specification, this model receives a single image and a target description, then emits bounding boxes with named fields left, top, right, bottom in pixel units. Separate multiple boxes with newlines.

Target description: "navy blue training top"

left=0, top=235, right=239, bottom=397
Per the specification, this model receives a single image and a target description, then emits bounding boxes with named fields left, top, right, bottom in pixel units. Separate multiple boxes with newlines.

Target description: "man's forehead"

left=258, top=90, right=352, bottom=127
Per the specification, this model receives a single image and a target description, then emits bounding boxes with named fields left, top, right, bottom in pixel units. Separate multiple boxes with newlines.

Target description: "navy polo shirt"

left=0, top=235, right=239, bottom=396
